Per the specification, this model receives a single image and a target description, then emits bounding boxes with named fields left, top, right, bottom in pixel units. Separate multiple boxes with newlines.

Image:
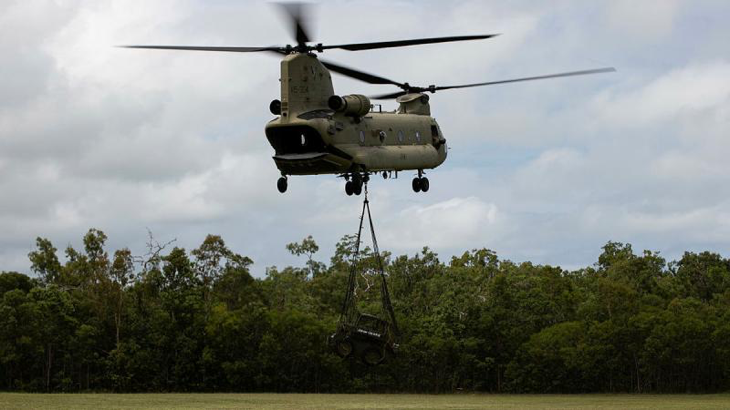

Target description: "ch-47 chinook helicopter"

left=123, top=4, right=614, bottom=196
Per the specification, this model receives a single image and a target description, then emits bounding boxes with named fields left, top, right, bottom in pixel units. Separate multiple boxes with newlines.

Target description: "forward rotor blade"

left=119, top=45, right=282, bottom=53
left=277, top=2, right=312, bottom=47
left=319, top=58, right=405, bottom=87
left=321, top=34, right=500, bottom=51
left=370, top=91, right=408, bottom=100
left=433, top=67, right=616, bottom=91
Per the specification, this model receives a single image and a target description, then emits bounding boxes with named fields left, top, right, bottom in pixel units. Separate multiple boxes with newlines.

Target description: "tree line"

left=1, top=228, right=729, bottom=393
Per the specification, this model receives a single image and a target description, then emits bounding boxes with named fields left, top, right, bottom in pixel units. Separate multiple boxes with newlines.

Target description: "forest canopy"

left=1, top=229, right=730, bottom=393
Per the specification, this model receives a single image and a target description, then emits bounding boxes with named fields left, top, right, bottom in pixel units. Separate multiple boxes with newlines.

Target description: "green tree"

left=28, top=238, right=62, bottom=284
left=286, top=235, right=324, bottom=277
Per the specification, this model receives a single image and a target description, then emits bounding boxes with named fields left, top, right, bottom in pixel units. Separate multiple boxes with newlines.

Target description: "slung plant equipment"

left=122, top=3, right=614, bottom=196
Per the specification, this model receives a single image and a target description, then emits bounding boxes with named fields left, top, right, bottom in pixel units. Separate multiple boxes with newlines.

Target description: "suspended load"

left=329, top=190, right=399, bottom=366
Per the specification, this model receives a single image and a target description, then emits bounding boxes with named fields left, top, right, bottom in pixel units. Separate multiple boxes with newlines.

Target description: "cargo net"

left=328, top=187, right=399, bottom=366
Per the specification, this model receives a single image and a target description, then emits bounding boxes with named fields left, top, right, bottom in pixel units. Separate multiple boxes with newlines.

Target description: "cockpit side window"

left=431, top=125, right=439, bottom=137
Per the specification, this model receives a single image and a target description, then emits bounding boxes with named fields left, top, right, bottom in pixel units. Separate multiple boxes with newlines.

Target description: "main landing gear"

left=277, top=170, right=430, bottom=195
left=412, top=170, right=429, bottom=193
left=345, top=172, right=368, bottom=196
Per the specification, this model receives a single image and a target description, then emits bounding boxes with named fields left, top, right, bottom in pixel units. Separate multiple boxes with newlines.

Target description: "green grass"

left=1, top=393, right=730, bottom=409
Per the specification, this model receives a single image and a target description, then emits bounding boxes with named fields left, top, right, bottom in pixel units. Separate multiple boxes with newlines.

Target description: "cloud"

left=380, top=197, right=502, bottom=250
left=593, top=62, right=730, bottom=127
left=1, top=1, right=729, bottom=276
left=580, top=202, right=730, bottom=246
left=605, top=0, right=681, bottom=44
left=0, top=1, right=71, bottom=108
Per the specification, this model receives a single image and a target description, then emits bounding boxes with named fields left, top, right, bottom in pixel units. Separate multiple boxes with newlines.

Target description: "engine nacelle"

left=328, top=94, right=371, bottom=117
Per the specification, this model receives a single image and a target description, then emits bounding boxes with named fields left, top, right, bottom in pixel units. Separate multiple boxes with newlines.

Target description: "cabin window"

left=415, top=131, right=421, bottom=143
left=359, top=130, right=366, bottom=144
left=397, top=130, right=404, bottom=143
left=431, top=125, right=439, bottom=137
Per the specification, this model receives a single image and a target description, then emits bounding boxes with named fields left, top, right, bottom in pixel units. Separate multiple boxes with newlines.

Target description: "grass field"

left=2, top=393, right=730, bottom=409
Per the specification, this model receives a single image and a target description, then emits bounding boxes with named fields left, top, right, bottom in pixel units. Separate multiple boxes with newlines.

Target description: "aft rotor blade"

left=119, top=45, right=283, bottom=53
left=434, top=67, right=616, bottom=91
left=370, top=91, right=409, bottom=100
left=319, top=58, right=406, bottom=87
left=321, top=34, right=500, bottom=51
left=277, top=2, right=312, bottom=47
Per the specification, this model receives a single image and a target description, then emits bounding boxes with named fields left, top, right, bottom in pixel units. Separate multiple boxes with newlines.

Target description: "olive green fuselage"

left=265, top=53, right=447, bottom=176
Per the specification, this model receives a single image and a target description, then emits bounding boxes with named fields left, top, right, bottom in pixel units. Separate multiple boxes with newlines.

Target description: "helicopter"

left=123, top=3, right=614, bottom=196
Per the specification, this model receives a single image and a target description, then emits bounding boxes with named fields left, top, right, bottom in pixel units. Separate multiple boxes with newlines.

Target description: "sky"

left=1, top=0, right=729, bottom=276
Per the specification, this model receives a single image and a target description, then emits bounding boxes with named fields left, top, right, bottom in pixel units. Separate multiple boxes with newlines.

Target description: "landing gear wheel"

left=336, top=340, right=353, bottom=358
left=277, top=177, right=288, bottom=193
left=361, top=347, right=385, bottom=366
left=353, top=180, right=363, bottom=196
left=345, top=181, right=354, bottom=196
left=352, top=173, right=362, bottom=187
left=420, top=177, right=429, bottom=192
left=412, top=177, right=422, bottom=193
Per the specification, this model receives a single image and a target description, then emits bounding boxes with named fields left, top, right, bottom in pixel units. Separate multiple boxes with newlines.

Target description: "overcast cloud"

left=1, top=0, right=729, bottom=275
